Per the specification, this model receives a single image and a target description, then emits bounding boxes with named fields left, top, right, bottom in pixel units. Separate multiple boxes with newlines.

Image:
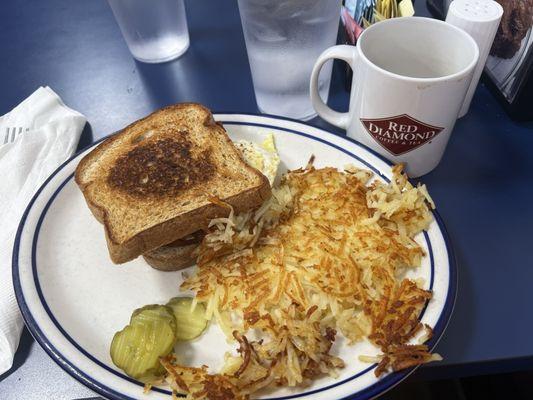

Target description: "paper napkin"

left=0, top=87, right=86, bottom=374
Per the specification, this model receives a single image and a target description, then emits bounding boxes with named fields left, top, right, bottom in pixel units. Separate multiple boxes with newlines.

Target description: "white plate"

left=13, top=113, right=456, bottom=400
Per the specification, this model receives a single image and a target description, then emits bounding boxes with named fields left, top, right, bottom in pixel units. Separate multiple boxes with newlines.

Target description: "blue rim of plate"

left=13, top=112, right=457, bottom=400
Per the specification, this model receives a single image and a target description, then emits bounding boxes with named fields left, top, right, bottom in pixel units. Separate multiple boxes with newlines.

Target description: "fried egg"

left=235, top=133, right=280, bottom=185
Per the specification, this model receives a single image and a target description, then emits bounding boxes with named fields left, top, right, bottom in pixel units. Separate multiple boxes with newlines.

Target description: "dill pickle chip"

left=110, top=305, right=176, bottom=381
left=166, top=297, right=208, bottom=341
left=130, top=304, right=177, bottom=332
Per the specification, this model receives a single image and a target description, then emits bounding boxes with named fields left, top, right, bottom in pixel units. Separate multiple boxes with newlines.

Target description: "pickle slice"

left=110, top=305, right=176, bottom=381
left=131, top=304, right=177, bottom=332
left=166, top=297, right=208, bottom=341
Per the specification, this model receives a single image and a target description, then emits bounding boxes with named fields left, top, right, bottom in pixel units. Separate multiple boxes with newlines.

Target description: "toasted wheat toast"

left=143, top=231, right=204, bottom=271
left=75, top=103, right=270, bottom=263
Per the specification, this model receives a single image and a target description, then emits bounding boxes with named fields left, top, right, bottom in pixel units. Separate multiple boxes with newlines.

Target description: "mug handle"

left=310, top=45, right=358, bottom=130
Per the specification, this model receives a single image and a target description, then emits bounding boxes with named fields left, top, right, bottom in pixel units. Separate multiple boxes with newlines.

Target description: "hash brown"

left=160, top=163, right=439, bottom=398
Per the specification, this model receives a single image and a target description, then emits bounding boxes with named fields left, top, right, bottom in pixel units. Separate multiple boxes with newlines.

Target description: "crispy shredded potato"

left=161, top=355, right=246, bottom=400
left=162, top=163, right=439, bottom=398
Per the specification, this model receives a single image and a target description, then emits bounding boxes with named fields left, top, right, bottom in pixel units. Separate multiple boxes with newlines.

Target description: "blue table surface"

left=1, top=0, right=533, bottom=399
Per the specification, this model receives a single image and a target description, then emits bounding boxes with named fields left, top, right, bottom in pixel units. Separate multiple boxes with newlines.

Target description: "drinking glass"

left=237, top=0, right=342, bottom=120
left=107, top=0, right=190, bottom=63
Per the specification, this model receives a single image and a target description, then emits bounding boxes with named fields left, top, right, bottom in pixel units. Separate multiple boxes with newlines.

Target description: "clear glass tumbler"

left=237, top=0, right=341, bottom=120
left=107, top=0, right=190, bottom=63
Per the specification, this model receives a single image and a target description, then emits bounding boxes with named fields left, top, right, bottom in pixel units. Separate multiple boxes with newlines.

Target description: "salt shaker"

left=446, top=0, right=503, bottom=117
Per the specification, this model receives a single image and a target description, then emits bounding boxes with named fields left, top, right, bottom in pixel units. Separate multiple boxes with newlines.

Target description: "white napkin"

left=0, top=87, right=86, bottom=374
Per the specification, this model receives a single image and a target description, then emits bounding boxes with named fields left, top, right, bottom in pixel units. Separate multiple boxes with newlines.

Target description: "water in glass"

left=238, top=0, right=341, bottom=120
left=108, top=0, right=189, bottom=63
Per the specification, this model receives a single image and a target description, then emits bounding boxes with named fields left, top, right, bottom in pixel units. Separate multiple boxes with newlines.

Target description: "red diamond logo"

left=360, top=114, right=444, bottom=156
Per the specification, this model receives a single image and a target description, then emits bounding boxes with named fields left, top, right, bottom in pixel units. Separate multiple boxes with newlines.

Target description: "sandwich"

left=75, top=103, right=271, bottom=264
left=143, top=135, right=280, bottom=271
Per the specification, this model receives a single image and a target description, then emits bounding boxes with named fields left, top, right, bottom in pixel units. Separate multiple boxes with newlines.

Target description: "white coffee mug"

left=310, top=17, right=479, bottom=177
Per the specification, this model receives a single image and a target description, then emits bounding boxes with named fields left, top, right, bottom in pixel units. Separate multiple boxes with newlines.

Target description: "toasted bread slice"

left=143, top=136, right=282, bottom=272
left=75, top=103, right=271, bottom=263
left=143, top=231, right=204, bottom=271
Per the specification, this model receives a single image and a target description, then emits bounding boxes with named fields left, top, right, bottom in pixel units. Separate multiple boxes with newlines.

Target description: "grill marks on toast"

left=108, top=135, right=215, bottom=197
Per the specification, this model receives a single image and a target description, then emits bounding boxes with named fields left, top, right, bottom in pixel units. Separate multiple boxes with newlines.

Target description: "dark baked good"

left=491, top=0, right=533, bottom=59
